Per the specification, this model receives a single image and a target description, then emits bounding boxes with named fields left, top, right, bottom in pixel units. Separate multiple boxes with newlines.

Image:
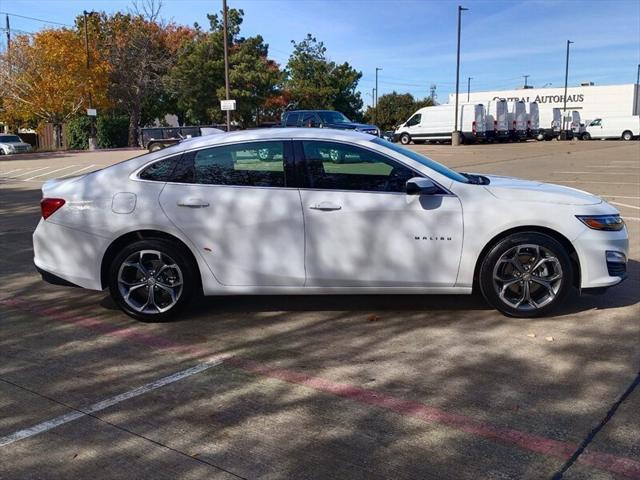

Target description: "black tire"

left=622, top=130, right=633, bottom=141
left=479, top=232, right=573, bottom=318
left=582, top=132, right=591, bottom=141
left=108, top=238, right=197, bottom=322
left=399, top=133, right=411, bottom=145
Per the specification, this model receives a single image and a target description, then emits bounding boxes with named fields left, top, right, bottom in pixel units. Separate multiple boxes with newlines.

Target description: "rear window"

left=139, top=155, right=180, bottom=181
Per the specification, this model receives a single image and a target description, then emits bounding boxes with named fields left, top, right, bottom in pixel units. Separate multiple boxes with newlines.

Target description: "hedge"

left=64, top=115, right=129, bottom=150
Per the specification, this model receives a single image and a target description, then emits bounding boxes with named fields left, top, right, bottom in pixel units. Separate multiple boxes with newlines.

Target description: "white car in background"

left=33, top=129, right=628, bottom=321
left=0, top=134, right=32, bottom=155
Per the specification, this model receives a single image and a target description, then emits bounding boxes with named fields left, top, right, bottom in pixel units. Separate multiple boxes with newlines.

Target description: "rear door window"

left=172, top=142, right=288, bottom=187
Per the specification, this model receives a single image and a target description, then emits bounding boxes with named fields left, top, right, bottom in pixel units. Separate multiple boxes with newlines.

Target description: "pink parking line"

left=1, top=297, right=639, bottom=478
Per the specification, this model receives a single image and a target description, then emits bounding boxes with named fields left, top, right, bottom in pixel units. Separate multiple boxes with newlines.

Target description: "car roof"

left=285, top=110, right=336, bottom=114
left=173, top=127, right=373, bottom=150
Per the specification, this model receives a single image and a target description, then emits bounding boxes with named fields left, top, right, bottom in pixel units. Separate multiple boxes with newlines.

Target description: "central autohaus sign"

left=493, top=94, right=585, bottom=104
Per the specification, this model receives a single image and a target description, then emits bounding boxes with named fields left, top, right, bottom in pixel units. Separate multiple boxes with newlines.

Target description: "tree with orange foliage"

left=0, top=29, right=110, bottom=147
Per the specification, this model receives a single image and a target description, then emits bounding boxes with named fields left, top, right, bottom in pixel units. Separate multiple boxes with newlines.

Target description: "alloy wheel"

left=117, top=250, right=183, bottom=314
left=492, top=244, right=563, bottom=312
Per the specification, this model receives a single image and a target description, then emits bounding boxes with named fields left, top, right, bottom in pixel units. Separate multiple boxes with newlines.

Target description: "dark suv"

left=280, top=110, right=380, bottom=136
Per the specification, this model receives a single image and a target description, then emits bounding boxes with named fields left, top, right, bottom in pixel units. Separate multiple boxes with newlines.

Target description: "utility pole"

left=222, top=0, right=231, bottom=132
left=5, top=15, right=9, bottom=56
left=430, top=84, right=437, bottom=103
left=83, top=10, right=97, bottom=150
left=467, top=76, right=472, bottom=102
left=636, top=63, right=639, bottom=86
left=523, top=74, right=529, bottom=88
left=374, top=67, right=382, bottom=125
left=453, top=5, right=468, bottom=146
left=562, top=40, right=573, bottom=136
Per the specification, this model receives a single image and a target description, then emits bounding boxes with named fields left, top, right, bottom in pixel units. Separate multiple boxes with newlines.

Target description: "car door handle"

left=309, top=202, right=342, bottom=211
left=177, top=198, right=210, bottom=208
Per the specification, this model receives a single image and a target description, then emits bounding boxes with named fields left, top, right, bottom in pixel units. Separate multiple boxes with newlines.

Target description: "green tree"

left=286, top=34, right=363, bottom=119
left=364, top=92, right=435, bottom=131
left=166, top=9, right=284, bottom=127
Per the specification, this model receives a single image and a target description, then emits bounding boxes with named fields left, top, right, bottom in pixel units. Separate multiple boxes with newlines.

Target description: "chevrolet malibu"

left=33, top=129, right=628, bottom=321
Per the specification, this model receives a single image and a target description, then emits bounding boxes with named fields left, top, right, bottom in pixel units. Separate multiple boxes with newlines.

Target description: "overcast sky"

left=2, top=0, right=639, bottom=106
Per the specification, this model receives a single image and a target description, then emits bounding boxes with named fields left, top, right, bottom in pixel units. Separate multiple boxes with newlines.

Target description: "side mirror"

left=406, top=177, right=440, bottom=195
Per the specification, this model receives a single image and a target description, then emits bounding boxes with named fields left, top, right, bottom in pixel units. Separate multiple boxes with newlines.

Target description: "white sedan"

left=33, top=129, right=628, bottom=321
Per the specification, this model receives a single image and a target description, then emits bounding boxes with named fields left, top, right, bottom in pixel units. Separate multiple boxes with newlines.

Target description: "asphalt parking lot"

left=1, top=140, right=638, bottom=479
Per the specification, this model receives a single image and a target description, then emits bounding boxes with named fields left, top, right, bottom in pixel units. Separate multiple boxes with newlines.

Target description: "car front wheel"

left=108, top=239, right=196, bottom=322
left=399, top=133, right=411, bottom=145
left=479, top=233, right=573, bottom=318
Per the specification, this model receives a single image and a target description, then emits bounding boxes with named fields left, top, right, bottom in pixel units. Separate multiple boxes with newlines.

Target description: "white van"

left=537, top=107, right=562, bottom=140
left=507, top=101, right=527, bottom=140
left=585, top=116, right=639, bottom=140
left=525, top=102, right=540, bottom=139
left=485, top=99, right=509, bottom=141
left=394, top=104, right=486, bottom=145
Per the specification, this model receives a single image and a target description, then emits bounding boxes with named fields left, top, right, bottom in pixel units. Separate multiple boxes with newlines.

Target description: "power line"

left=0, top=26, right=35, bottom=36
left=0, top=11, right=73, bottom=27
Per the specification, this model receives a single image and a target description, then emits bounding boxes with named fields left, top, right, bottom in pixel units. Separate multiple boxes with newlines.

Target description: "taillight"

left=527, top=120, right=531, bottom=127
left=41, top=198, right=65, bottom=219
left=512, top=120, right=517, bottom=129
left=494, top=120, right=497, bottom=132
left=472, top=121, right=476, bottom=134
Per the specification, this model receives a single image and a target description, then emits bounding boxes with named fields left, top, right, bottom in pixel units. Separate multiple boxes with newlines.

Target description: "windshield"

left=317, top=111, right=351, bottom=124
left=0, top=135, right=21, bottom=143
left=371, top=137, right=469, bottom=183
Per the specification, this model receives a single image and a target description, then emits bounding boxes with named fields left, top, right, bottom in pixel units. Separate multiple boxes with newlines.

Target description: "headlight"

left=576, top=214, right=625, bottom=231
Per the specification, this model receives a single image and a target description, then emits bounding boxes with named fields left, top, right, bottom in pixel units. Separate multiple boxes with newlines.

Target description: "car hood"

left=482, top=175, right=602, bottom=205
left=327, top=122, right=377, bottom=130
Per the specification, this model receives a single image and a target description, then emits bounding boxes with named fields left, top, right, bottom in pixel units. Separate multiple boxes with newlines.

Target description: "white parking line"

left=560, top=180, right=639, bottom=185
left=59, top=164, right=97, bottom=177
left=555, top=171, right=635, bottom=175
left=1, top=168, right=24, bottom=176
left=0, top=360, right=222, bottom=447
left=610, top=202, right=640, bottom=210
left=12, top=167, right=52, bottom=178
left=24, top=165, right=78, bottom=181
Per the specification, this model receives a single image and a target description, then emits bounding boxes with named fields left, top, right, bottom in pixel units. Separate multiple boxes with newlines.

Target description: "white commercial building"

left=448, top=83, right=640, bottom=123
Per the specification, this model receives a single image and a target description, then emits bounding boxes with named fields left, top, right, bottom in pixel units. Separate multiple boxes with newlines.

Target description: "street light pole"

left=467, top=76, right=472, bottom=102
left=523, top=74, right=529, bottom=88
left=83, top=10, right=97, bottom=150
left=636, top=63, right=639, bottom=86
left=453, top=5, right=468, bottom=146
left=222, top=0, right=231, bottom=132
left=375, top=67, right=382, bottom=125
left=562, top=40, right=573, bottom=136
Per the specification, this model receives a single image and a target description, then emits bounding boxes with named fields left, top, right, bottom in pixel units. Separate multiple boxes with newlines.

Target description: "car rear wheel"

left=108, top=239, right=196, bottom=322
left=399, top=133, right=411, bottom=145
left=479, top=232, right=573, bottom=318
left=622, top=130, right=633, bottom=141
